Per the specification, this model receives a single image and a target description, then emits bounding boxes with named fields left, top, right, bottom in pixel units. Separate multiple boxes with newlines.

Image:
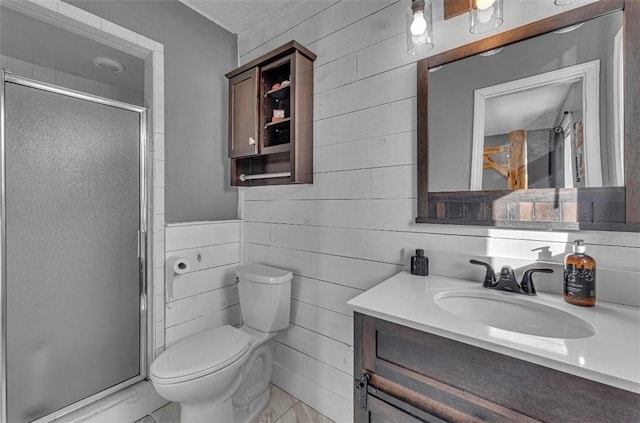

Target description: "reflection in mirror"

left=428, top=11, right=623, bottom=192
left=473, top=61, right=599, bottom=190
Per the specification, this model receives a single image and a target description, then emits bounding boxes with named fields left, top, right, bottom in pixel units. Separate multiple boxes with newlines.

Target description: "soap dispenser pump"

left=411, top=249, right=429, bottom=276
left=564, top=239, right=596, bottom=307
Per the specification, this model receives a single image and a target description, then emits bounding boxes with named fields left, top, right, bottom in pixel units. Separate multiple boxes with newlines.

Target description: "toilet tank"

left=235, top=264, right=292, bottom=333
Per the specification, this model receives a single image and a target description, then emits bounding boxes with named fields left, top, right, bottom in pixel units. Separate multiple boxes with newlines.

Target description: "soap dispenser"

left=564, top=239, right=596, bottom=307
left=411, top=249, right=429, bottom=276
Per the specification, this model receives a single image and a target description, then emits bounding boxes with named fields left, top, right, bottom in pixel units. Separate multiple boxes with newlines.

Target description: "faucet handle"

left=520, top=268, right=554, bottom=295
left=469, top=260, right=497, bottom=288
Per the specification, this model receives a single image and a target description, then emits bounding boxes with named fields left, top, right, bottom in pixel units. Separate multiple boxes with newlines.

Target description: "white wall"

left=164, top=221, right=241, bottom=348
left=236, top=1, right=638, bottom=421
left=69, top=0, right=239, bottom=223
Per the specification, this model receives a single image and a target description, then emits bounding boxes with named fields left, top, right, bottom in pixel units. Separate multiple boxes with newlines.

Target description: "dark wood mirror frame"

left=416, top=0, right=639, bottom=231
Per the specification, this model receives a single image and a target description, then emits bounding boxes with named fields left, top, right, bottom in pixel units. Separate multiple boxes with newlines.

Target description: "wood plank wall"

left=164, top=221, right=241, bottom=347
left=236, top=1, right=639, bottom=421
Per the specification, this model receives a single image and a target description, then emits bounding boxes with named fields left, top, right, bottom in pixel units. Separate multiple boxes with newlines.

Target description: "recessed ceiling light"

left=553, top=23, right=584, bottom=34
left=479, top=47, right=504, bottom=57
left=92, top=56, right=124, bottom=73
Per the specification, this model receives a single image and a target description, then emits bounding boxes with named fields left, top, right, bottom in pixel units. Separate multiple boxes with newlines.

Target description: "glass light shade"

left=406, top=0, right=434, bottom=56
left=554, top=0, right=572, bottom=5
left=470, top=0, right=503, bottom=34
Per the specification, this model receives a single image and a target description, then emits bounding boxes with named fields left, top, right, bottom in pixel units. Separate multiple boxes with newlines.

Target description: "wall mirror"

left=416, top=0, right=639, bottom=231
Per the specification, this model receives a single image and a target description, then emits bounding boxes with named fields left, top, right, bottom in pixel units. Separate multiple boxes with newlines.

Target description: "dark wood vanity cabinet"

left=225, top=41, right=316, bottom=186
left=354, top=313, right=640, bottom=423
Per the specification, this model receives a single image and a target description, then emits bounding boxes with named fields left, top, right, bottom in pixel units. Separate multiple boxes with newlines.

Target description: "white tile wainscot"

left=164, top=220, right=241, bottom=347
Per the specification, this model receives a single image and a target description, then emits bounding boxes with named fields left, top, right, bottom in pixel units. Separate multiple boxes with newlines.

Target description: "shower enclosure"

left=0, top=71, right=148, bottom=422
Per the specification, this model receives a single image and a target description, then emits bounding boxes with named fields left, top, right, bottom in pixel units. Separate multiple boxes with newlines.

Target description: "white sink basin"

left=434, top=290, right=596, bottom=339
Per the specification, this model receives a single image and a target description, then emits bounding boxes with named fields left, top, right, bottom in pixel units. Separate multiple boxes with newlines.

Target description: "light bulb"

left=475, top=0, right=495, bottom=10
left=477, top=7, right=492, bottom=23
left=410, top=11, right=427, bottom=35
left=470, top=0, right=502, bottom=34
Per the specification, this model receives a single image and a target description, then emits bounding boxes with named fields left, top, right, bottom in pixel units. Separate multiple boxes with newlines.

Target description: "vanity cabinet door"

left=354, top=314, right=530, bottom=423
left=361, top=394, right=434, bottom=423
left=354, top=313, right=640, bottom=423
left=356, top=384, right=449, bottom=423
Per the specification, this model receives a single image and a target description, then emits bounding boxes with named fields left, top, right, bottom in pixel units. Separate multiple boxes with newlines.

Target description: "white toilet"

left=150, top=263, right=293, bottom=423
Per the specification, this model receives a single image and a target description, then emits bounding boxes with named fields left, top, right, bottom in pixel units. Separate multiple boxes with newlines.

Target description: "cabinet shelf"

left=262, top=144, right=290, bottom=155
left=226, top=41, right=316, bottom=186
left=265, top=84, right=290, bottom=99
left=264, top=117, right=291, bottom=129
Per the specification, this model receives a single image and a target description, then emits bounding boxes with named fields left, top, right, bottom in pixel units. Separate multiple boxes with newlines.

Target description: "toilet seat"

left=151, top=325, right=251, bottom=384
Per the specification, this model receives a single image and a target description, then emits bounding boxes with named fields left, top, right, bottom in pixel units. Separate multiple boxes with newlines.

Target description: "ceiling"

left=0, top=0, right=315, bottom=95
left=179, top=0, right=316, bottom=35
left=0, top=6, right=144, bottom=93
left=177, top=0, right=453, bottom=37
left=484, top=82, right=577, bottom=136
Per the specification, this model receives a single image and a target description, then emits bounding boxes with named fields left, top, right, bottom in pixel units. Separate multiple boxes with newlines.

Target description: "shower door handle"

left=139, top=257, right=147, bottom=313
left=138, top=230, right=147, bottom=313
left=138, top=230, right=146, bottom=259
left=140, top=289, right=147, bottom=313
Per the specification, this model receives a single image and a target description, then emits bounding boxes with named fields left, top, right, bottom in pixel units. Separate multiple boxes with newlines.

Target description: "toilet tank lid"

left=236, top=264, right=293, bottom=284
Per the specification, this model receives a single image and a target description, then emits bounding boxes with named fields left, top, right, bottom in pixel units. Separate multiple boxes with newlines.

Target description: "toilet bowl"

left=150, top=264, right=292, bottom=423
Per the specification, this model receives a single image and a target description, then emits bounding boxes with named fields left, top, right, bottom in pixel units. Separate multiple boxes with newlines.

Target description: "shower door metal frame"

left=0, top=69, right=150, bottom=423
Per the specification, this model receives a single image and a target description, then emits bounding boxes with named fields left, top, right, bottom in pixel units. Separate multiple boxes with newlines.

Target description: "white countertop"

left=346, top=271, right=640, bottom=394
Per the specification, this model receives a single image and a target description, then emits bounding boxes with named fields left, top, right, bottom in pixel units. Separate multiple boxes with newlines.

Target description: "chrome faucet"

left=469, top=260, right=553, bottom=296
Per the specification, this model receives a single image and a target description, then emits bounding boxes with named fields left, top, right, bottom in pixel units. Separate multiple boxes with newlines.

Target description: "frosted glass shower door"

left=4, top=82, right=142, bottom=423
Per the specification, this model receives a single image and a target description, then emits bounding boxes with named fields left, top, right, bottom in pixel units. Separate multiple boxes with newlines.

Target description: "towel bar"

left=239, top=172, right=291, bottom=182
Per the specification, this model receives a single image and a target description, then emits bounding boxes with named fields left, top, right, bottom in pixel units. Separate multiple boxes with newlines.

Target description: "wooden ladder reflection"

left=483, top=129, right=528, bottom=190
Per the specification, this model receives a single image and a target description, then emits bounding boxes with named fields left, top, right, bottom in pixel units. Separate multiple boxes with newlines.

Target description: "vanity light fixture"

left=406, top=0, right=434, bottom=56
left=470, top=0, right=503, bottom=34
left=554, top=0, right=572, bottom=5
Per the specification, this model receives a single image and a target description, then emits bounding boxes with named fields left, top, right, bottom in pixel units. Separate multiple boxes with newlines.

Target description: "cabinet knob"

left=249, top=137, right=255, bottom=145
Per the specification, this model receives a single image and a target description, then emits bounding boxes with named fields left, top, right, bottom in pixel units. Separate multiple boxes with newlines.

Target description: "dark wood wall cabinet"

left=354, top=313, right=640, bottom=422
left=225, top=41, right=316, bottom=186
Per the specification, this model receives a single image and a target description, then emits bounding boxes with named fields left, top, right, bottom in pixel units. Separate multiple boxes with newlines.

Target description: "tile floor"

left=142, top=384, right=334, bottom=423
